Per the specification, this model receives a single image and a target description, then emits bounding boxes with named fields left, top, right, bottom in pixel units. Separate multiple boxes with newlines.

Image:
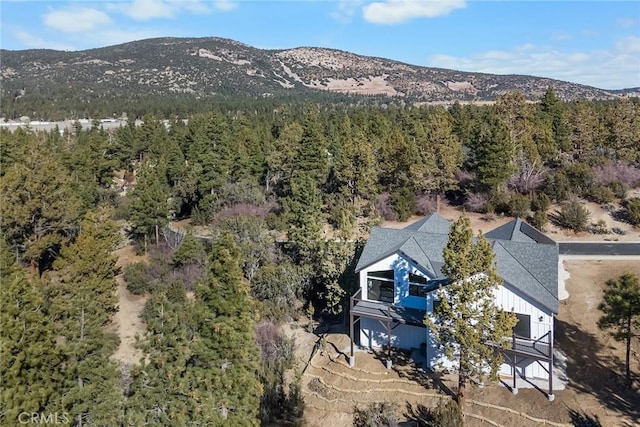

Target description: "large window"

left=367, top=270, right=394, bottom=303
left=513, top=313, right=531, bottom=338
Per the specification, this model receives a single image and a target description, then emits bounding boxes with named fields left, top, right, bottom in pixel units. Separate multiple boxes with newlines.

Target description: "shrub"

left=390, top=188, right=416, bottom=222
left=429, top=399, right=464, bottom=427
left=544, top=172, right=570, bottom=202
left=591, top=219, right=609, bottom=235
left=508, top=168, right=544, bottom=194
left=489, top=191, right=510, bottom=215
left=609, top=180, right=629, bottom=199
left=416, top=193, right=437, bottom=215
left=123, top=262, right=149, bottom=295
left=353, top=402, right=400, bottom=427
left=565, top=162, right=596, bottom=197
left=555, top=199, right=590, bottom=232
left=463, top=192, right=488, bottom=213
left=529, top=210, right=548, bottom=231
left=375, top=192, right=398, bottom=221
left=593, top=161, right=640, bottom=187
left=531, top=192, right=551, bottom=212
left=508, top=194, right=531, bottom=218
left=588, top=185, right=616, bottom=204
left=625, top=198, right=640, bottom=226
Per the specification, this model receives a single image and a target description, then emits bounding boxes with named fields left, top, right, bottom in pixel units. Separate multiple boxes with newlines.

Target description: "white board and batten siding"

left=359, top=318, right=427, bottom=350
left=494, top=284, right=554, bottom=380
left=358, top=253, right=553, bottom=380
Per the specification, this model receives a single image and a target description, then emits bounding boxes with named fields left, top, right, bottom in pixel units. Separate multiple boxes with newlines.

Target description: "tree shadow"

left=555, top=319, right=640, bottom=423
left=568, top=410, right=602, bottom=427
left=404, top=402, right=433, bottom=427
left=370, top=347, right=457, bottom=399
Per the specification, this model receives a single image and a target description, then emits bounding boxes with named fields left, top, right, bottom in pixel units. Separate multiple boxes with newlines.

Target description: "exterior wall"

left=493, top=284, right=554, bottom=380
left=358, top=252, right=554, bottom=380
left=359, top=318, right=426, bottom=350
left=358, top=253, right=431, bottom=308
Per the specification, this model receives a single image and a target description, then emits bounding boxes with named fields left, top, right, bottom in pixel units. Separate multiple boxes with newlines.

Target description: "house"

left=348, top=213, right=559, bottom=400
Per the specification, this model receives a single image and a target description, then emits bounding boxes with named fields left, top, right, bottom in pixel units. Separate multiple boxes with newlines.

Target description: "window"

left=409, top=273, right=428, bottom=297
left=367, top=270, right=394, bottom=303
left=409, top=273, right=428, bottom=284
left=513, top=313, right=531, bottom=338
left=409, top=284, right=427, bottom=297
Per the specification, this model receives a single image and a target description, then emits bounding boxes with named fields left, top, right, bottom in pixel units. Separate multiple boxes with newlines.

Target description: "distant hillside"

left=1, top=36, right=636, bottom=118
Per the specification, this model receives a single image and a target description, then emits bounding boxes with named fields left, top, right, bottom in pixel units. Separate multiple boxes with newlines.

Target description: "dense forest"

left=1, top=88, right=639, bottom=425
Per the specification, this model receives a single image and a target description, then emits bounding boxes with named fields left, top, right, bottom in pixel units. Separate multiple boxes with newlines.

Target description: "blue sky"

left=1, top=1, right=639, bottom=89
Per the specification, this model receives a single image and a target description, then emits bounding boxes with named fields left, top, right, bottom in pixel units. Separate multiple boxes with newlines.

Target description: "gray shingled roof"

left=484, top=218, right=556, bottom=245
left=356, top=214, right=559, bottom=314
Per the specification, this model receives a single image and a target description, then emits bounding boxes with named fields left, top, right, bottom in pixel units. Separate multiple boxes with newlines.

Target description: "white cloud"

left=214, top=0, right=238, bottom=12
left=12, top=28, right=76, bottom=51
left=616, top=18, right=637, bottom=29
left=43, top=7, right=111, bottom=33
left=108, top=0, right=231, bottom=21
left=110, top=0, right=177, bottom=21
left=616, top=36, right=640, bottom=53
left=88, top=28, right=171, bottom=46
left=427, top=40, right=640, bottom=89
left=363, top=0, right=466, bottom=25
left=331, top=0, right=364, bottom=24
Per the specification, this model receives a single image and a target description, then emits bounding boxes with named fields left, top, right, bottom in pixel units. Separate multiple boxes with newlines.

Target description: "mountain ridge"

left=2, top=36, right=639, bottom=116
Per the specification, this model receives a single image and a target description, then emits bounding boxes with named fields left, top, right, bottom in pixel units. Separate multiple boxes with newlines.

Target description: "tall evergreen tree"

left=0, top=146, right=81, bottom=272
left=469, top=110, right=515, bottom=193
left=425, top=215, right=517, bottom=407
left=597, top=273, right=640, bottom=384
left=0, top=239, right=61, bottom=424
left=127, top=164, right=170, bottom=247
left=125, top=291, right=197, bottom=425
left=539, top=86, right=570, bottom=153
left=332, top=116, right=377, bottom=205
left=281, top=173, right=323, bottom=262
left=189, top=233, right=263, bottom=425
left=47, top=207, right=123, bottom=426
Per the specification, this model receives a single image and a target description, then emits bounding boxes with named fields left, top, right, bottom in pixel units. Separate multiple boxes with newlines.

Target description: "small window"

left=409, top=284, right=427, bottom=297
left=409, top=273, right=428, bottom=285
left=513, top=313, right=531, bottom=338
left=368, top=270, right=394, bottom=280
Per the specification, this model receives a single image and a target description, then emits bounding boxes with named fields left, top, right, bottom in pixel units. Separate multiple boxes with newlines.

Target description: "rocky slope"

left=1, top=36, right=637, bottom=110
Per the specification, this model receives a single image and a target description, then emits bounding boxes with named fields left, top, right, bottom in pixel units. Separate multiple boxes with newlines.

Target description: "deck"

left=350, top=298, right=427, bottom=328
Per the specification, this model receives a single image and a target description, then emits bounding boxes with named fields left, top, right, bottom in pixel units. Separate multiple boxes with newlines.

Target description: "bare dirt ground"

left=110, top=244, right=148, bottom=365
left=383, top=200, right=640, bottom=242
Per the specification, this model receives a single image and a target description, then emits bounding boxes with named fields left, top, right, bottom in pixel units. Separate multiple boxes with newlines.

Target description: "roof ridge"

left=405, top=235, right=435, bottom=274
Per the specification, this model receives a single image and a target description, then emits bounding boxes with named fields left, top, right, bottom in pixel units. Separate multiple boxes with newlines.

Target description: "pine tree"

left=0, top=239, right=61, bottom=424
left=0, top=146, right=81, bottom=272
left=597, top=273, right=640, bottom=384
left=189, top=233, right=263, bottom=425
left=539, top=86, right=570, bottom=153
left=469, top=110, right=515, bottom=193
left=281, top=173, right=323, bottom=262
left=124, top=292, right=197, bottom=425
left=332, top=116, right=377, bottom=205
left=47, top=208, right=124, bottom=425
left=127, top=164, right=170, bottom=247
left=425, top=215, right=517, bottom=407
